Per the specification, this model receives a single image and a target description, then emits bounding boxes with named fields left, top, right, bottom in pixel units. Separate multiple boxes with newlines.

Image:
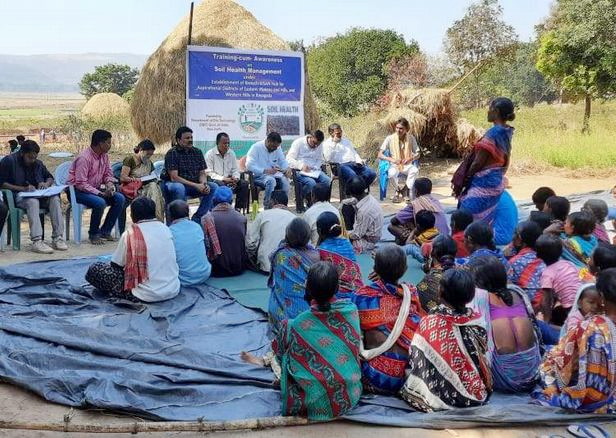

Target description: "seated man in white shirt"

left=246, top=190, right=296, bottom=273
left=302, top=183, right=340, bottom=245
left=205, top=132, right=249, bottom=211
left=322, top=123, right=376, bottom=189
left=286, top=130, right=331, bottom=207
left=246, top=132, right=292, bottom=209
left=85, top=197, right=181, bottom=302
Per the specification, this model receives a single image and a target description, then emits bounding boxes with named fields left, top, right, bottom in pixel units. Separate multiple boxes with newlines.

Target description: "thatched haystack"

left=82, top=93, right=130, bottom=120
left=130, top=0, right=319, bottom=146
left=456, top=118, right=484, bottom=155
left=363, top=87, right=483, bottom=162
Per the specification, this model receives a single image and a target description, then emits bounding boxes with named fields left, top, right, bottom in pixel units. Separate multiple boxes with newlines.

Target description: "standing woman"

left=455, top=98, right=515, bottom=224
left=377, top=117, right=420, bottom=203
left=120, top=139, right=165, bottom=221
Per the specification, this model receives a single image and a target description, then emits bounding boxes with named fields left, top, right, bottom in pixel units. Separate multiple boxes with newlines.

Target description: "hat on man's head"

left=213, top=186, right=233, bottom=205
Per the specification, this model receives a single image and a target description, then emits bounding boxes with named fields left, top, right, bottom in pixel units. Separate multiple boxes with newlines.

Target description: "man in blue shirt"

left=246, top=131, right=292, bottom=209
left=168, top=200, right=211, bottom=286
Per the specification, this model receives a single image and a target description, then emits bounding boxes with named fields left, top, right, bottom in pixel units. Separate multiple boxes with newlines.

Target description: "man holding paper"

left=0, top=140, right=67, bottom=253
left=286, top=130, right=331, bottom=207
left=246, top=132, right=291, bottom=209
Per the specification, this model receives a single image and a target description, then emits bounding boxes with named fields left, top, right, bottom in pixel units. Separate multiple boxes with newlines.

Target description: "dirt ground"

left=1, top=165, right=615, bottom=436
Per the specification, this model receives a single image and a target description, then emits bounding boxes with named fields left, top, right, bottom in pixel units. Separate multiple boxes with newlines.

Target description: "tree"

left=444, top=0, right=518, bottom=108
left=536, top=0, right=616, bottom=133
left=79, top=63, right=140, bottom=99
left=455, top=42, right=557, bottom=109
left=307, top=28, right=419, bottom=116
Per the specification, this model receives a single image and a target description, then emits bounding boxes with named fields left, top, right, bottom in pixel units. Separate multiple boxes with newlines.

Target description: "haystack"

left=456, top=118, right=484, bottom=155
left=363, top=87, right=483, bottom=161
left=81, top=93, right=130, bottom=120
left=130, top=0, right=319, bottom=145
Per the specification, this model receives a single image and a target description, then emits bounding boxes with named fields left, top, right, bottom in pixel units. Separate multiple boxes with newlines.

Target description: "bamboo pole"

left=187, top=2, right=195, bottom=45
left=447, top=61, right=485, bottom=95
left=0, top=416, right=313, bottom=434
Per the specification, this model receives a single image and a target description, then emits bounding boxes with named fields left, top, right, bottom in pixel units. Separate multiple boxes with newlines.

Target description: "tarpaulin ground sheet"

left=0, top=257, right=614, bottom=428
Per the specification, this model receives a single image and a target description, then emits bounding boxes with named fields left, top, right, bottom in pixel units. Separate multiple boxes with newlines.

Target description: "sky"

left=0, top=0, right=552, bottom=56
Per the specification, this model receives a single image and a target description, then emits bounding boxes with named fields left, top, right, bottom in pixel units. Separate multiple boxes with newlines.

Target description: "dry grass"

left=455, top=118, right=483, bottom=155
left=81, top=93, right=130, bottom=120
left=130, top=0, right=319, bottom=146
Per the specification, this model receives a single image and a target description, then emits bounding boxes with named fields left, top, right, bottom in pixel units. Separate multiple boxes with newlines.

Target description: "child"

left=543, top=196, right=570, bottom=234
left=388, top=178, right=449, bottom=245
left=535, top=234, right=581, bottom=326
left=583, top=242, right=616, bottom=282
left=561, top=284, right=603, bottom=336
left=450, top=209, right=473, bottom=258
left=403, top=210, right=439, bottom=262
left=506, top=221, right=546, bottom=301
left=532, top=187, right=556, bottom=212
left=529, top=211, right=552, bottom=232
left=583, top=199, right=610, bottom=243
left=560, top=211, right=598, bottom=269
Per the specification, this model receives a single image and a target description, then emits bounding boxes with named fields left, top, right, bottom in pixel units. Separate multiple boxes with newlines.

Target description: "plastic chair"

left=54, top=161, right=120, bottom=245
left=1, top=189, right=46, bottom=250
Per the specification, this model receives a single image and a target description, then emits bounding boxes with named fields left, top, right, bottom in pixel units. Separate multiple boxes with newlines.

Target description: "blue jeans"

left=295, top=171, right=332, bottom=199
left=164, top=181, right=217, bottom=224
left=74, top=191, right=126, bottom=239
left=253, top=174, right=290, bottom=207
left=339, top=162, right=376, bottom=189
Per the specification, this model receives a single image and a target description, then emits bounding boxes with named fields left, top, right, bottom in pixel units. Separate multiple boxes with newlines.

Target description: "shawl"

left=274, top=300, right=363, bottom=420
left=201, top=210, right=223, bottom=260
left=561, top=234, right=598, bottom=269
left=124, top=224, right=148, bottom=291
left=318, top=239, right=363, bottom=298
left=388, top=133, right=413, bottom=164
left=533, top=315, right=616, bottom=413
left=400, top=305, right=492, bottom=412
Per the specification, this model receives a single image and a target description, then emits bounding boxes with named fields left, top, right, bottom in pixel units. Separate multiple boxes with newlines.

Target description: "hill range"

left=0, top=53, right=146, bottom=92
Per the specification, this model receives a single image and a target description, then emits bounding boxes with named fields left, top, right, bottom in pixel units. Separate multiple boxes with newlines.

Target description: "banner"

left=186, top=46, right=305, bottom=156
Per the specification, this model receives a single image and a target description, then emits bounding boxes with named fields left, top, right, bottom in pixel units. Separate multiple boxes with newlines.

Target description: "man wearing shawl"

left=201, top=186, right=248, bottom=277
left=377, top=117, right=420, bottom=202
left=86, top=197, right=180, bottom=302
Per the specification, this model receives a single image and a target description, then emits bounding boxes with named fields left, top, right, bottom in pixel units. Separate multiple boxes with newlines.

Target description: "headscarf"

left=213, top=185, right=233, bottom=206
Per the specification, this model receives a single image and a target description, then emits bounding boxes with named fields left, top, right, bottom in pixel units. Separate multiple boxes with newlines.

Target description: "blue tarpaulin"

left=0, top=257, right=614, bottom=427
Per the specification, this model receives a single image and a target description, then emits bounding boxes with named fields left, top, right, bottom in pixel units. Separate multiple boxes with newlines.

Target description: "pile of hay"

left=81, top=93, right=130, bottom=120
left=363, top=88, right=482, bottom=162
left=130, top=0, right=319, bottom=145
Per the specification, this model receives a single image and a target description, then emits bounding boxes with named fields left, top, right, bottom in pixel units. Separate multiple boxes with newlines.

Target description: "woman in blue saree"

left=457, top=97, right=515, bottom=225
left=268, top=218, right=320, bottom=338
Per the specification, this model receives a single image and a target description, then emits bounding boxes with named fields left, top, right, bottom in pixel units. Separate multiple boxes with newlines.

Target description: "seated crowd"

left=242, top=180, right=616, bottom=420
left=4, top=123, right=616, bottom=422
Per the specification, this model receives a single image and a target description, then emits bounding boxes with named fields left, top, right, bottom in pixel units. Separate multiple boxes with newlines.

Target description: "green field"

left=462, top=101, right=616, bottom=173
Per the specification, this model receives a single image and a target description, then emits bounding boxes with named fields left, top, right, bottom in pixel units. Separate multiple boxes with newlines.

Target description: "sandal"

left=101, top=234, right=118, bottom=242
left=89, top=237, right=105, bottom=245
left=567, top=424, right=610, bottom=438
left=391, top=195, right=403, bottom=203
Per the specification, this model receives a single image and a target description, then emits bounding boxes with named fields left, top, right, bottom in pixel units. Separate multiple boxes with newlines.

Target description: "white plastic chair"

left=55, top=161, right=120, bottom=245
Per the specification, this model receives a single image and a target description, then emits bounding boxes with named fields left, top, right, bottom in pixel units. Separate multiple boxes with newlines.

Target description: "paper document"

left=140, top=174, right=158, bottom=183
left=299, top=169, right=321, bottom=179
left=17, top=185, right=67, bottom=200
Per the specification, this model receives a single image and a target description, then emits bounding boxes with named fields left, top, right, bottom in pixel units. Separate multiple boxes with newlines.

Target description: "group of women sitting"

left=241, top=200, right=616, bottom=420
